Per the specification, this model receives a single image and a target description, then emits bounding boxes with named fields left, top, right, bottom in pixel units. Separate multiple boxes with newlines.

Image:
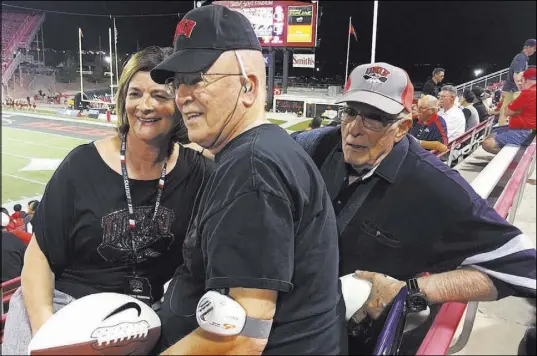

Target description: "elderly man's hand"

left=352, top=271, right=406, bottom=322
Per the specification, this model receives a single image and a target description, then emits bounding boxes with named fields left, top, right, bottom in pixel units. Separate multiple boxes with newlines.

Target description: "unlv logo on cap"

left=174, top=19, right=197, bottom=42
left=363, top=66, right=391, bottom=83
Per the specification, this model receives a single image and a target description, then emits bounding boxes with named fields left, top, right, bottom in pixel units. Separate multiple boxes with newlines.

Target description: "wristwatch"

left=406, top=278, right=429, bottom=312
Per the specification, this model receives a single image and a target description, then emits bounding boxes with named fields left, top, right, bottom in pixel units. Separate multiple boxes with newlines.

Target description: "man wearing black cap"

left=152, top=4, right=346, bottom=355
left=470, top=86, right=489, bottom=123
left=499, top=39, right=536, bottom=126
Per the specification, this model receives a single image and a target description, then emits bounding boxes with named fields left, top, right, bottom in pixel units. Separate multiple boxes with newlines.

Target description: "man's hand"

left=352, top=271, right=405, bottom=322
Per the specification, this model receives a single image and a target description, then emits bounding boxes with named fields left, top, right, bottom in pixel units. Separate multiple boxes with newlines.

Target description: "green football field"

left=1, top=127, right=89, bottom=204
left=1, top=114, right=324, bottom=206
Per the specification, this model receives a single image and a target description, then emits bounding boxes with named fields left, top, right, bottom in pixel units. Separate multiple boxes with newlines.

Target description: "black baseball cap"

left=471, top=86, right=486, bottom=101
left=151, top=5, right=262, bottom=84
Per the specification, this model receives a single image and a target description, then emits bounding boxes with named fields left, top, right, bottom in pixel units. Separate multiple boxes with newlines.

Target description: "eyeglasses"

left=164, top=51, right=248, bottom=90
left=338, top=107, right=400, bottom=132
left=165, top=72, right=243, bottom=89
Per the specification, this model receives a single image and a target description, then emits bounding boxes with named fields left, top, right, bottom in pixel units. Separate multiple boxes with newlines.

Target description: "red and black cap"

left=151, top=5, right=261, bottom=84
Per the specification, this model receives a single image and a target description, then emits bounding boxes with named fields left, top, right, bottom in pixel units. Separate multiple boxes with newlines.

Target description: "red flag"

left=349, top=23, right=358, bottom=42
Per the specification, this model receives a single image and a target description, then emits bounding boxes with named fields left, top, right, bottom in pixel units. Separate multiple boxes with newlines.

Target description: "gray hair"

left=440, top=85, right=457, bottom=97
left=419, top=95, right=438, bottom=109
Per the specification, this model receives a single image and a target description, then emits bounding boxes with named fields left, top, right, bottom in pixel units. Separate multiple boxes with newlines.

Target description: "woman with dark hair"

left=3, top=46, right=214, bottom=354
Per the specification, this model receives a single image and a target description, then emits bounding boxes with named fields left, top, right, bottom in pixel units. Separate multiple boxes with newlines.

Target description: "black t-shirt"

left=2, top=231, right=27, bottom=282
left=473, top=101, right=489, bottom=122
left=421, top=79, right=440, bottom=97
left=159, top=124, right=346, bottom=354
left=32, top=143, right=213, bottom=302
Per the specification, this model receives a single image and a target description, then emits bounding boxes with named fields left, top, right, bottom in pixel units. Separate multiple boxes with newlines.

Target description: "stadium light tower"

left=195, top=1, right=210, bottom=8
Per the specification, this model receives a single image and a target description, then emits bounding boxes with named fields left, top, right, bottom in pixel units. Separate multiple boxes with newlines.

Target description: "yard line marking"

left=2, top=127, right=91, bottom=142
left=2, top=195, right=43, bottom=210
left=1, top=137, right=74, bottom=151
left=2, top=173, right=47, bottom=185
left=2, top=152, right=35, bottom=160
left=2, top=151, right=64, bottom=161
left=2, top=110, right=116, bottom=127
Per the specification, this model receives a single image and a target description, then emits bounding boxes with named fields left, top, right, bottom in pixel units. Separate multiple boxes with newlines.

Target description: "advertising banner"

left=263, top=53, right=272, bottom=67
left=292, top=54, right=315, bottom=68
left=275, top=99, right=304, bottom=115
left=214, top=1, right=317, bottom=48
left=88, top=109, right=100, bottom=119
left=286, top=5, right=314, bottom=43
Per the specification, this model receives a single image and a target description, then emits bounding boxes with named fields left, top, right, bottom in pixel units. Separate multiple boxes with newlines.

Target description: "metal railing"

left=455, top=68, right=509, bottom=95
left=19, top=14, right=45, bottom=51
left=2, top=51, right=22, bottom=86
left=435, top=116, right=495, bottom=166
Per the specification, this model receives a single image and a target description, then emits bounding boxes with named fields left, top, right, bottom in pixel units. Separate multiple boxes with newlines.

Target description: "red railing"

left=435, top=116, right=495, bottom=165
left=495, top=141, right=536, bottom=220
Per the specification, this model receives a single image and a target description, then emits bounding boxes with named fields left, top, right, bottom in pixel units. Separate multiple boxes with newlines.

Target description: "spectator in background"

left=307, top=116, right=323, bottom=131
left=8, top=204, right=26, bottom=232
left=290, top=117, right=326, bottom=139
left=2, top=211, right=27, bottom=282
left=460, top=89, right=480, bottom=131
left=484, top=89, right=494, bottom=112
left=422, top=68, right=445, bottom=98
left=483, top=67, right=536, bottom=154
left=24, top=200, right=39, bottom=234
left=472, top=86, right=490, bottom=122
left=439, top=85, right=466, bottom=141
left=499, top=39, right=536, bottom=126
left=410, top=95, right=448, bottom=152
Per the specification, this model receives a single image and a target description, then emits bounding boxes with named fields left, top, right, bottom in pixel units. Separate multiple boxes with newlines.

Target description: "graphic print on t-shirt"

left=99, top=205, right=176, bottom=263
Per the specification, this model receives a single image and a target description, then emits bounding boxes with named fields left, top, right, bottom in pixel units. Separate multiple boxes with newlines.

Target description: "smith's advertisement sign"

left=292, top=54, right=315, bottom=68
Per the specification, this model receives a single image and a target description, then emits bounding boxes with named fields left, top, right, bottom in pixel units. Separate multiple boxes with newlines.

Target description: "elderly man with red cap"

left=293, top=62, right=536, bottom=354
left=483, top=67, right=536, bottom=154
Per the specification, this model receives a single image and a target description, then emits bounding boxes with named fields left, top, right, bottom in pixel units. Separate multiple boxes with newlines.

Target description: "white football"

left=340, top=274, right=372, bottom=321
left=28, top=293, right=161, bottom=355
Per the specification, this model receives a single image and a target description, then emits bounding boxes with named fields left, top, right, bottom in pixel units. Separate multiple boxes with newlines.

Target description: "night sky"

left=2, top=1, right=536, bottom=85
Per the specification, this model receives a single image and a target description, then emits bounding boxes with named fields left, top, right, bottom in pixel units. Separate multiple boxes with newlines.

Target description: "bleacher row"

left=1, top=11, right=44, bottom=76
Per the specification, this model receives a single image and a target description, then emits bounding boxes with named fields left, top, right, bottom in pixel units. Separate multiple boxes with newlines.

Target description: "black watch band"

left=406, top=278, right=429, bottom=312
left=407, top=278, right=420, bottom=293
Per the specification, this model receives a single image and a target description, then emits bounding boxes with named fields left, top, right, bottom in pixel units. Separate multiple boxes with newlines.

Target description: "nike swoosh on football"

left=103, top=302, right=142, bottom=320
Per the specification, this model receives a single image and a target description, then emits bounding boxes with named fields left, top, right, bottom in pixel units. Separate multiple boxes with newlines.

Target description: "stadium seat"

left=1, top=276, right=22, bottom=344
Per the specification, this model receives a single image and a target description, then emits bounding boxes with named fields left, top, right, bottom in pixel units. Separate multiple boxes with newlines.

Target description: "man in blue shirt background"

left=410, top=95, right=449, bottom=152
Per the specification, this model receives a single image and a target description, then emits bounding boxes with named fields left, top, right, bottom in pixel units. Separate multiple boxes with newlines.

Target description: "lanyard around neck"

left=120, top=133, right=167, bottom=231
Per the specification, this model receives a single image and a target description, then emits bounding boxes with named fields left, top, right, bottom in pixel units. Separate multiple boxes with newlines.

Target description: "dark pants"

left=518, top=327, right=536, bottom=355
